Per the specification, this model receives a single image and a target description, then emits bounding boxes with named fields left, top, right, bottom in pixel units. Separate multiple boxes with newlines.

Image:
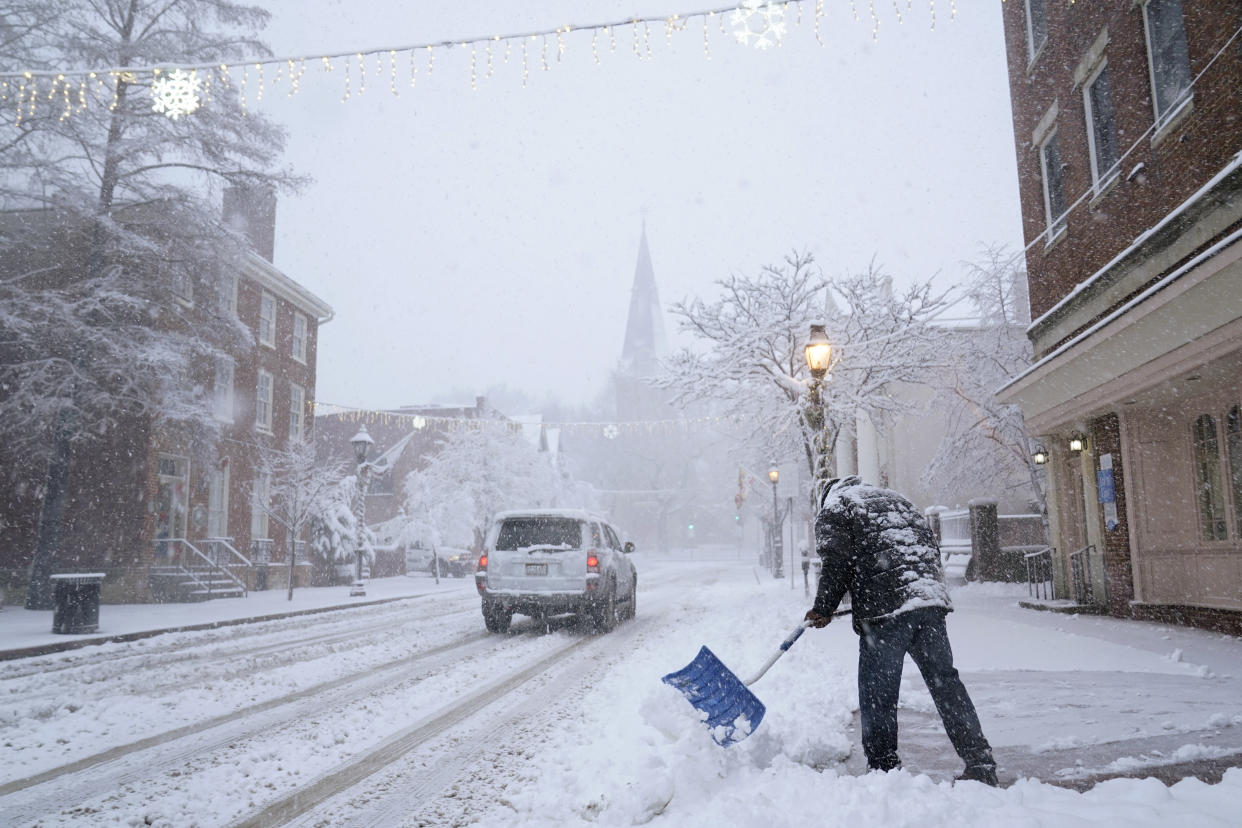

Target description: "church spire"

left=620, top=223, right=668, bottom=376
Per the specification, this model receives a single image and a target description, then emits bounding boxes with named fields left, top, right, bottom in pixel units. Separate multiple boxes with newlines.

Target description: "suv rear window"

left=495, top=517, right=582, bottom=550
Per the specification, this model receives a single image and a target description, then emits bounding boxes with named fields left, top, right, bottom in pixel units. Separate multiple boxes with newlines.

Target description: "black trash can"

left=254, top=564, right=269, bottom=591
left=50, top=573, right=105, bottom=634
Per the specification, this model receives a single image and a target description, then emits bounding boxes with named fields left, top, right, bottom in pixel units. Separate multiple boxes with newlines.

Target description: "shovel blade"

left=661, top=645, right=765, bottom=747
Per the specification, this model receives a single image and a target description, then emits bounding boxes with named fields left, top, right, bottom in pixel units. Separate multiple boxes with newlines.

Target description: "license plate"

left=525, top=563, right=548, bottom=576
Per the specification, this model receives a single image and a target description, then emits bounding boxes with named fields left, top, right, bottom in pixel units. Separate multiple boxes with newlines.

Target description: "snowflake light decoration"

left=150, top=68, right=201, bottom=119
left=731, top=0, right=787, bottom=50
left=603, top=424, right=620, bottom=439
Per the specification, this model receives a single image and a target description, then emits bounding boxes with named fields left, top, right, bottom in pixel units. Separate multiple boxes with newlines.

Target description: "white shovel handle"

left=742, top=609, right=852, bottom=686
left=742, top=622, right=809, bottom=686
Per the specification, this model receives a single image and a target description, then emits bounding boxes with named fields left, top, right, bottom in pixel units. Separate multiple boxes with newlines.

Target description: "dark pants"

left=857, top=606, right=992, bottom=771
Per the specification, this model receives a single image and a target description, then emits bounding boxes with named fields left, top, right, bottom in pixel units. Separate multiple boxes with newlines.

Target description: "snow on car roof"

left=492, top=508, right=611, bottom=524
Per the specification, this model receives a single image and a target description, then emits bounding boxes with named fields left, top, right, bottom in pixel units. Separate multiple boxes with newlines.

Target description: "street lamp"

left=804, top=324, right=833, bottom=380
left=349, top=424, right=375, bottom=597
left=804, top=323, right=834, bottom=498
left=769, top=466, right=784, bottom=578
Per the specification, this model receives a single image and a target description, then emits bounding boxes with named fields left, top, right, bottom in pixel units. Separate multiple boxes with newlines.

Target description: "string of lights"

left=0, top=0, right=954, bottom=124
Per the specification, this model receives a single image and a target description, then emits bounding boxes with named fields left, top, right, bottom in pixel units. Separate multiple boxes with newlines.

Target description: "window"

left=250, top=473, right=271, bottom=542
left=256, top=369, right=273, bottom=432
left=213, top=357, right=234, bottom=422
left=155, top=454, right=189, bottom=546
left=259, top=291, right=276, bottom=347
left=1084, top=62, right=1120, bottom=191
left=289, top=382, right=305, bottom=442
left=1228, top=406, right=1242, bottom=536
left=1039, top=131, right=1068, bottom=241
left=1024, top=0, right=1048, bottom=63
left=1142, top=0, right=1192, bottom=126
left=219, top=270, right=238, bottom=317
left=292, top=312, right=308, bottom=362
left=1192, top=414, right=1228, bottom=541
left=207, top=462, right=230, bottom=538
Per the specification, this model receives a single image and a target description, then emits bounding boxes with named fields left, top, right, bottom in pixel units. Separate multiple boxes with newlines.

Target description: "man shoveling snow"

left=804, top=475, right=999, bottom=786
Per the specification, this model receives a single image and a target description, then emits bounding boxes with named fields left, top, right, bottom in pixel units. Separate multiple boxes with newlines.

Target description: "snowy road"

left=3, top=555, right=1242, bottom=827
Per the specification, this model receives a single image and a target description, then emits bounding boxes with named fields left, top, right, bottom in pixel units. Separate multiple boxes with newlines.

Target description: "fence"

left=1024, top=546, right=1055, bottom=599
left=1069, top=544, right=1095, bottom=605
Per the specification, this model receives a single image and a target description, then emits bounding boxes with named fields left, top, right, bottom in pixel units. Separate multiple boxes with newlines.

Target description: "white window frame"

left=289, top=382, right=305, bottom=442
left=207, top=461, right=230, bottom=539
left=219, top=270, right=238, bottom=317
left=256, top=368, right=273, bottom=432
left=250, top=472, right=271, bottom=542
left=259, top=291, right=276, bottom=348
left=292, top=312, right=308, bottom=363
left=1141, top=0, right=1193, bottom=130
left=1083, top=60, right=1120, bottom=194
left=213, top=356, right=235, bottom=423
left=1038, top=128, right=1068, bottom=245
left=1024, top=0, right=1048, bottom=65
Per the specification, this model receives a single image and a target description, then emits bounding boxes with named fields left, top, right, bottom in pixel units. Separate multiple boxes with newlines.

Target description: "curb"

left=1044, top=752, right=1242, bottom=791
left=0, top=593, right=427, bottom=662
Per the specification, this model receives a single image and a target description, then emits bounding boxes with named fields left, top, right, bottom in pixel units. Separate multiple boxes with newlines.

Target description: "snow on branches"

left=658, top=251, right=951, bottom=486
left=403, top=425, right=576, bottom=551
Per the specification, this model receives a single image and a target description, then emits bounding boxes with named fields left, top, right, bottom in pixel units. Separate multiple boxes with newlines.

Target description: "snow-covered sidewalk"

left=0, top=573, right=476, bottom=659
left=481, top=557, right=1242, bottom=826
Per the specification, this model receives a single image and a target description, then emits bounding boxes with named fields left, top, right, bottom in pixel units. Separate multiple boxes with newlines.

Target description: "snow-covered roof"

left=491, top=508, right=610, bottom=524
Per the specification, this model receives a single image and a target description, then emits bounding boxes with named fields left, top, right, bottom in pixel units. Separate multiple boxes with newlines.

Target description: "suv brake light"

left=586, top=553, right=599, bottom=571
left=475, top=552, right=488, bottom=595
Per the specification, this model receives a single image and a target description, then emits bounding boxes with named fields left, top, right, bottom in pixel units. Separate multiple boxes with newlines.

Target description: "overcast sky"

left=254, top=1, right=1022, bottom=412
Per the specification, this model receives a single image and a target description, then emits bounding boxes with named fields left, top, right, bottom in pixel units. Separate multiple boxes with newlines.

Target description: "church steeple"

left=620, top=222, right=668, bottom=377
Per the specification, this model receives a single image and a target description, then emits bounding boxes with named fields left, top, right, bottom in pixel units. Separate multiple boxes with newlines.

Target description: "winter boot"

left=955, top=763, right=998, bottom=787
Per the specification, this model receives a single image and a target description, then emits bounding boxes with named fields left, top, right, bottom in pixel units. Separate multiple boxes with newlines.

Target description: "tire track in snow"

left=281, top=585, right=686, bottom=827
left=0, top=628, right=496, bottom=814
left=231, top=632, right=600, bottom=828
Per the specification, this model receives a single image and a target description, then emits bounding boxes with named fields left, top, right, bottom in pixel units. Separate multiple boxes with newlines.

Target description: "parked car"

left=443, top=547, right=476, bottom=578
left=475, top=509, right=637, bottom=634
left=404, top=545, right=450, bottom=576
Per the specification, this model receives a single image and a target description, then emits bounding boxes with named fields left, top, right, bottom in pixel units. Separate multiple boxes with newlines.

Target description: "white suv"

left=475, top=509, right=637, bottom=633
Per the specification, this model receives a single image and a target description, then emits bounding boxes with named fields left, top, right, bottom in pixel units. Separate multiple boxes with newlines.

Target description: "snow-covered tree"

left=308, top=475, right=375, bottom=587
left=923, top=248, right=1046, bottom=519
left=253, top=439, right=346, bottom=600
left=403, top=425, right=573, bottom=551
left=658, top=251, right=951, bottom=503
left=0, top=0, right=302, bottom=607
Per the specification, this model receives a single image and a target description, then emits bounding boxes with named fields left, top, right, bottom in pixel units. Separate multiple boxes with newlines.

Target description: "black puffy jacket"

left=812, top=476, right=951, bottom=632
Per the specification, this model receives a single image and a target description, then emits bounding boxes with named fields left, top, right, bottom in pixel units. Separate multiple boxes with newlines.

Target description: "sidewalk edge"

left=0, top=593, right=424, bottom=662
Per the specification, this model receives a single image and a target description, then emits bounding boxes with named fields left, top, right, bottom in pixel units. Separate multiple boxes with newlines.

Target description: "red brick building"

left=0, top=191, right=332, bottom=602
left=996, top=1, right=1242, bottom=630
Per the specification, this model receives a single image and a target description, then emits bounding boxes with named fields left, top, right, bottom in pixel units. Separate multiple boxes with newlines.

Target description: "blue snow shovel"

left=661, top=610, right=851, bottom=747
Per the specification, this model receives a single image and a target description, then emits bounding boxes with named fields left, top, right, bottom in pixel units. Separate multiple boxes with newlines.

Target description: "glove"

left=803, top=609, right=832, bottom=628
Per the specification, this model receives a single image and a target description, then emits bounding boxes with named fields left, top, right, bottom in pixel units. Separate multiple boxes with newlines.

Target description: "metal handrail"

left=1068, top=544, right=1096, bottom=606
left=201, top=536, right=252, bottom=567
left=1023, top=546, right=1055, bottom=600
left=155, top=538, right=248, bottom=596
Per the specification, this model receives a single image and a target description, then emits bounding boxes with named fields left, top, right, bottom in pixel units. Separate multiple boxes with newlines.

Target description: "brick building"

left=0, top=190, right=332, bottom=602
left=996, top=1, right=1242, bottom=630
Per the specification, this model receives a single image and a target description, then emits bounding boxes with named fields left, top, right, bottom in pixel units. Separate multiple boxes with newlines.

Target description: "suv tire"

left=592, top=578, right=617, bottom=633
left=483, top=601, right=512, bottom=633
left=627, top=576, right=637, bottom=620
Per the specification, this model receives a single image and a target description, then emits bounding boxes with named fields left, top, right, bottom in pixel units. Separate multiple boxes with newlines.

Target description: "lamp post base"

left=349, top=581, right=366, bottom=597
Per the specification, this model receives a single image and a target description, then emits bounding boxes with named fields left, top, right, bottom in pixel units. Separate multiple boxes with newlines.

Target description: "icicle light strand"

left=1, top=0, right=965, bottom=123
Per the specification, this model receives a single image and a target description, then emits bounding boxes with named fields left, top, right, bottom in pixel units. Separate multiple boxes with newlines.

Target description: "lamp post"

left=769, top=466, right=784, bottom=578
left=803, top=323, right=834, bottom=502
left=349, top=424, right=375, bottom=597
